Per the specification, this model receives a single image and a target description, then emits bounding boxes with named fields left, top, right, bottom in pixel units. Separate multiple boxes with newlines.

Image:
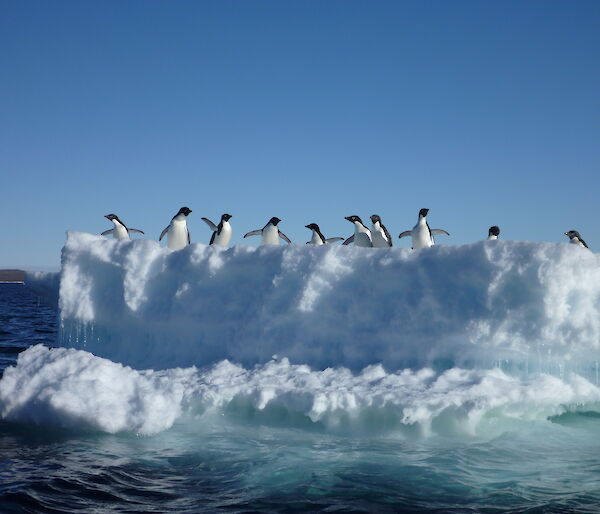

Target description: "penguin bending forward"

left=487, top=226, right=500, bottom=240
left=565, top=230, right=589, bottom=249
left=244, top=217, right=291, bottom=245
left=101, top=214, right=144, bottom=240
left=398, top=208, right=449, bottom=250
left=202, top=213, right=233, bottom=247
left=305, top=223, right=344, bottom=245
left=159, top=207, right=192, bottom=250
left=343, top=216, right=373, bottom=247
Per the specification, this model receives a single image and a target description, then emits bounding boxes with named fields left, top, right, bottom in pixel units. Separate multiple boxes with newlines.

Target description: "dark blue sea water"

left=3, top=284, right=600, bottom=513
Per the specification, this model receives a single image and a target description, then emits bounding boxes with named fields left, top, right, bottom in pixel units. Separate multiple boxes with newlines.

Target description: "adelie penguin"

left=305, top=223, right=344, bottom=245
left=159, top=207, right=192, bottom=250
left=564, top=230, right=589, bottom=249
left=343, top=216, right=373, bottom=247
left=202, top=213, right=233, bottom=247
left=244, top=217, right=291, bottom=245
left=398, top=208, right=449, bottom=250
left=101, top=214, right=144, bottom=240
left=370, top=214, right=393, bottom=248
left=487, top=226, right=500, bottom=241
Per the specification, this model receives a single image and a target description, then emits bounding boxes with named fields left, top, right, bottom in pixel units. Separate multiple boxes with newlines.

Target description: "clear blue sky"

left=1, top=1, right=599, bottom=268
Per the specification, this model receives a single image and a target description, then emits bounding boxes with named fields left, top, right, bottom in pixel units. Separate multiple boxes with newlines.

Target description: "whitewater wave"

left=2, top=345, right=600, bottom=436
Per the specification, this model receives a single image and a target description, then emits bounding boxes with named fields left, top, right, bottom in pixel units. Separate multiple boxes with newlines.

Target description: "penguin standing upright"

left=202, top=213, right=233, bottom=247
left=101, top=214, right=144, bottom=240
left=398, top=208, right=449, bottom=250
left=159, top=207, right=192, bottom=250
left=370, top=214, right=393, bottom=248
left=565, top=230, right=589, bottom=249
left=244, top=217, right=291, bottom=245
left=343, top=216, right=373, bottom=247
left=305, top=223, right=344, bottom=245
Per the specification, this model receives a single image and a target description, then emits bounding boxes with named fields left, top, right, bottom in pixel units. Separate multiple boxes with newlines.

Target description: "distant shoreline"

left=0, top=269, right=26, bottom=283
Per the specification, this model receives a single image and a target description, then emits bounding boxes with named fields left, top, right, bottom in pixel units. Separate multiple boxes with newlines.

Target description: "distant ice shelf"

left=26, top=231, right=600, bottom=373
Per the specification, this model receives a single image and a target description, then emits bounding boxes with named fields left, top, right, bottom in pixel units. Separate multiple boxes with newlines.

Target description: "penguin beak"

left=344, top=216, right=352, bottom=222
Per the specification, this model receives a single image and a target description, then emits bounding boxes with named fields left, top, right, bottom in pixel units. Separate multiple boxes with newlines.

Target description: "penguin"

left=564, top=230, right=589, bottom=249
left=398, top=208, right=449, bottom=250
left=244, top=217, right=291, bottom=245
left=202, top=213, right=233, bottom=247
left=342, top=216, right=373, bottom=247
left=370, top=214, right=393, bottom=248
left=305, top=223, right=344, bottom=245
left=101, top=214, right=144, bottom=240
left=487, top=226, right=500, bottom=240
left=159, top=207, right=192, bottom=250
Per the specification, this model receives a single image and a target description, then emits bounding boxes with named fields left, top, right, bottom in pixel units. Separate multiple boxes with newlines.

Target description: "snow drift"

left=38, top=231, right=600, bottom=373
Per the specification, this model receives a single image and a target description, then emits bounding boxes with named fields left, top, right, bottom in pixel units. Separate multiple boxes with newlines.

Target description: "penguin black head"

left=565, top=230, right=581, bottom=240
left=269, top=217, right=282, bottom=226
left=104, top=214, right=119, bottom=221
left=221, top=213, right=232, bottom=222
left=305, top=223, right=319, bottom=231
left=177, top=207, right=192, bottom=216
left=345, top=215, right=364, bottom=225
left=418, top=208, right=429, bottom=218
left=489, top=226, right=500, bottom=237
left=370, top=214, right=381, bottom=224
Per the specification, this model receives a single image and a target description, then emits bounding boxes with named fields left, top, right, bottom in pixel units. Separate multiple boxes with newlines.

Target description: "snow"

left=41, top=231, right=600, bottom=373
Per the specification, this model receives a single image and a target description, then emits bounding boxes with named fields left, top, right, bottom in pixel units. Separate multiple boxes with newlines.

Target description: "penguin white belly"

left=570, top=238, right=584, bottom=248
left=371, top=229, right=389, bottom=248
left=354, top=229, right=372, bottom=248
left=167, top=219, right=189, bottom=250
left=213, top=223, right=232, bottom=247
left=262, top=225, right=280, bottom=245
left=310, top=231, right=323, bottom=245
left=113, top=224, right=129, bottom=240
left=412, top=224, right=433, bottom=250
left=487, top=235, right=498, bottom=241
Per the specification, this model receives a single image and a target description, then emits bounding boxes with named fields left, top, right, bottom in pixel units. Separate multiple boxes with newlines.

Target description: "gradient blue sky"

left=1, top=1, right=599, bottom=268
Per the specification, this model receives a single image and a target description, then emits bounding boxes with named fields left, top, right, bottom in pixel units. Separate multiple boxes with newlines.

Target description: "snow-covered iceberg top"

left=53, top=231, right=600, bottom=372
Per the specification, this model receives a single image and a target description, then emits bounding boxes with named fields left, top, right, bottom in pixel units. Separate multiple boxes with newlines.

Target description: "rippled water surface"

left=2, top=284, right=600, bottom=513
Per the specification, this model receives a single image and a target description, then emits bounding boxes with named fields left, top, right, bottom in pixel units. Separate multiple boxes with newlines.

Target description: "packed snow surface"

left=2, top=344, right=600, bottom=436
left=42, top=231, right=600, bottom=372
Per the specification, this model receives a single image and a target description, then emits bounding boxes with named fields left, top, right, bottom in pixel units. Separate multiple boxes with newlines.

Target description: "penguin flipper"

left=430, top=229, right=450, bottom=236
left=159, top=226, right=169, bottom=241
left=244, top=230, right=261, bottom=238
left=188, top=232, right=191, bottom=244
left=209, top=231, right=216, bottom=245
left=129, top=228, right=145, bottom=235
left=382, top=224, right=393, bottom=247
left=278, top=231, right=292, bottom=244
left=326, top=237, right=344, bottom=243
left=201, top=218, right=218, bottom=232
left=101, top=229, right=114, bottom=236
left=342, top=235, right=354, bottom=245
left=581, top=238, right=590, bottom=249
left=398, top=230, right=412, bottom=239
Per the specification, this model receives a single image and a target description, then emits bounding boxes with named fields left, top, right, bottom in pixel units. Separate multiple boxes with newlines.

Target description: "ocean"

left=2, top=283, right=600, bottom=513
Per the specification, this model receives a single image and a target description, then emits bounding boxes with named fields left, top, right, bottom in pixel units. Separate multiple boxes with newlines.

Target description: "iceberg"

left=29, top=231, right=600, bottom=374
